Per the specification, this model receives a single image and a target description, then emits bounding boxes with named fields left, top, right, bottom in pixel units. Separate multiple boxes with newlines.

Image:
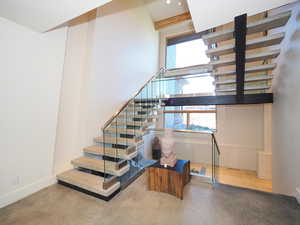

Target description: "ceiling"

left=188, top=0, right=297, bottom=32
left=0, top=0, right=111, bottom=32
left=0, top=0, right=296, bottom=33
left=144, top=0, right=189, bottom=22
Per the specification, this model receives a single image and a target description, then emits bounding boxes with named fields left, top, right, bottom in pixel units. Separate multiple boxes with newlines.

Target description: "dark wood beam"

left=154, top=12, right=191, bottom=30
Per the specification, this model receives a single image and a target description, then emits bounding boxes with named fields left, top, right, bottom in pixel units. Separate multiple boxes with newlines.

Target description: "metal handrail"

left=212, top=133, right=221, bottom=155
left=102, top=69, right=165, bottom=130
left=149, top=127, right=220, bottom=154
left=153, top=72, right=212, bottom=82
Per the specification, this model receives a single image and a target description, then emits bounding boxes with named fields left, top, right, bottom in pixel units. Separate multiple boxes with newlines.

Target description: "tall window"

left=166, top=32, right=210, bottom=69
left=164, top=106, right=216, bottom=132
left=164, top=32, right=216, bottom=131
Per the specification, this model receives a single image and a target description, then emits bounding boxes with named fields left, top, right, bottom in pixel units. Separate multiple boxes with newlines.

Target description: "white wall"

left=54, top=11, right=97, bottom=174
left=54, top=0, right=159, bottom=173
left=155, top=105, right=265, bottom=171
left=0, top=17, right=67, bottom=208
left=272, top=1, right=300, bottom=197
left=215, top=105, right=264, bottom=171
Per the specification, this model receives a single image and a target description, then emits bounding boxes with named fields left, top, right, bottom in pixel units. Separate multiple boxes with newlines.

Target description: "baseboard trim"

left=0, top=176, right=57, bottom=208
left=296, top=187, right=300, bottom=205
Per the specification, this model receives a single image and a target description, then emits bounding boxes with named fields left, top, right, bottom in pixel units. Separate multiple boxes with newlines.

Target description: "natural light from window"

left=166, top=39, right=210, bottom=69
left=165, top=36, right=216, bottom=131
left=182, top=76, right=215, bottom=95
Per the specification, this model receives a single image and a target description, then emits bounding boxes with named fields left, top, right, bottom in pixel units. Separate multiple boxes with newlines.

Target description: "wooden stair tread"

left=206, top=32, right=284, bottom=57
left=72, top=157, right=129, bottom=176
left=215, top=75, right=273, bottom=85
left=84, top=145, right=137, bottom=160
left=203, top=11, right=291, bottom=44
left=213, top=64, right=276, bottom=76
left=110, top=119, right=153, bottom=127
left=123, top=108, right=157, bottom=112
left=117, top=114, right=157, bottom=119
left=211, top=50, right=280, bottom=68
left=216, top=85, right=270, bottom=92
left=94, top=136, right=136, bottom=145
left=57, top=170, right=120, bottom=197
left=105, top=127, right=143, bottom=135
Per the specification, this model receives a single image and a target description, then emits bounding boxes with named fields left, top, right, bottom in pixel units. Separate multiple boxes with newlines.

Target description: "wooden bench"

left=147, top=160, right=191, bottom=200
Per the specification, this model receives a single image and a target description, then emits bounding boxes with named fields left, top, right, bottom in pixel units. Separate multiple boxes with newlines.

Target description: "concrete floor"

left=1, top=174, right=299, bottom=225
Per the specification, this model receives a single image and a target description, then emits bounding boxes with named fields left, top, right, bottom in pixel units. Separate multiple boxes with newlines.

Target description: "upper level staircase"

left=202, top=11, right=291, bottom=96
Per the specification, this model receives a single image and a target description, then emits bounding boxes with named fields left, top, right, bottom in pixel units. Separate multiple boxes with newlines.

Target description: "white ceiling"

left=0, top=0, right=111, bottom=32
left=188, top=0, right=297, bottom=32
left=144, top=0, right=189, bottom=22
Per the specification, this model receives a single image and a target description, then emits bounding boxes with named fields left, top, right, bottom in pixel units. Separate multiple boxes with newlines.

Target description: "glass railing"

left=100, top=68, right=221, bottom=189
left=153, top=72, right=216, bottom=98
left=101, top=69, right=165, bottom=188
left=148, top=128, right=220, bottom=184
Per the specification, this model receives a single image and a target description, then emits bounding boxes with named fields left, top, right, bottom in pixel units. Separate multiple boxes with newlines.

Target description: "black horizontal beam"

left=163, top=93, right=273, bottom=106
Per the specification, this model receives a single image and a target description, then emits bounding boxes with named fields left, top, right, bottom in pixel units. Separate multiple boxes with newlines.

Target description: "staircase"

left=57, top=87, right=162, bottom=200
left=56, top=10, right=292, bottom=201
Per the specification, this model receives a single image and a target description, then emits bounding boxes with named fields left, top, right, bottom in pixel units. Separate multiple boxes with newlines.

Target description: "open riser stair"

left=202, top=11, right=291, bottom=95
left=57, top=96, right=161, bottom=200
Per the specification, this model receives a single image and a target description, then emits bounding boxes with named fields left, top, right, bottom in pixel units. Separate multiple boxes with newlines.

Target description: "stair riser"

left=71, top=161, right=129, bottom=177
left=58, top=181, right=120, bottom=201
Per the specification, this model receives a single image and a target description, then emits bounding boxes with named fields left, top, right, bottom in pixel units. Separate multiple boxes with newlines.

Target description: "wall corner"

left=296, top=187, right=300, bottom=205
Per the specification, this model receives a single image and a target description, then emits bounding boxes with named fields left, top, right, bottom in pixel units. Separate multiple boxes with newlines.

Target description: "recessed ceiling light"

left=178, top=1, right=182, bottom=6
left=166, top=0, right=171, bottom=4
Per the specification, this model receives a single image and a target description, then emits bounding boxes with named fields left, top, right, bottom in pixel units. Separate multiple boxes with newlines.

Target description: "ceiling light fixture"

left=178, top=1, right=182, bottom=6
left=166, top=0, right=171, bottom=4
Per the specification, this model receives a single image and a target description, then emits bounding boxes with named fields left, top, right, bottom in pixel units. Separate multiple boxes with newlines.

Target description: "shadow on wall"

left=296, top=10, right=300, bottom=21
left=290, top=28, right=300, bottom=41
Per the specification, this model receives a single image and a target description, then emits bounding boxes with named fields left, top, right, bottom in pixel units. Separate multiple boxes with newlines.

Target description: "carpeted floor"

left=0, top=174, right=299, bottom=225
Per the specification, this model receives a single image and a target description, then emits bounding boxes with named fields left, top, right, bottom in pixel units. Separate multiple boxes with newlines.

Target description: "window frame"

left=163, top=109, right=217, bottom=131
left=164, top=30, right=211, bottom=70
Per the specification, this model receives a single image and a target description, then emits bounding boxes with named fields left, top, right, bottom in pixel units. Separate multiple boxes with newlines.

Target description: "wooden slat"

left=105, top=127, right=143, bottom=136
left=57, top=170, right=120, bottom=196
left=203, top=11, right=291, bottom=44
left=216, top=85, right=270, bottom=92
left=211, top=50, right=280, bottom=68
left=215, top=75, right=273, bottom=85
left=124, top=108, right=155, bottom=113
left=154, top=12, right=191, bottom=30
left=84, top=146, right=137, bottom=160
left=72, top=157, right=129, bottom=176
left=94, top=136, right=136, bottom=145
left=164, top=64, right=212, bottom=77
left=110, top=119, right=153, bottom=128
left=213, top=64, right=276, bottom=76
left=206, top=32, right=285, bottom=57
left=117, top=114, right=157, bottom=119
